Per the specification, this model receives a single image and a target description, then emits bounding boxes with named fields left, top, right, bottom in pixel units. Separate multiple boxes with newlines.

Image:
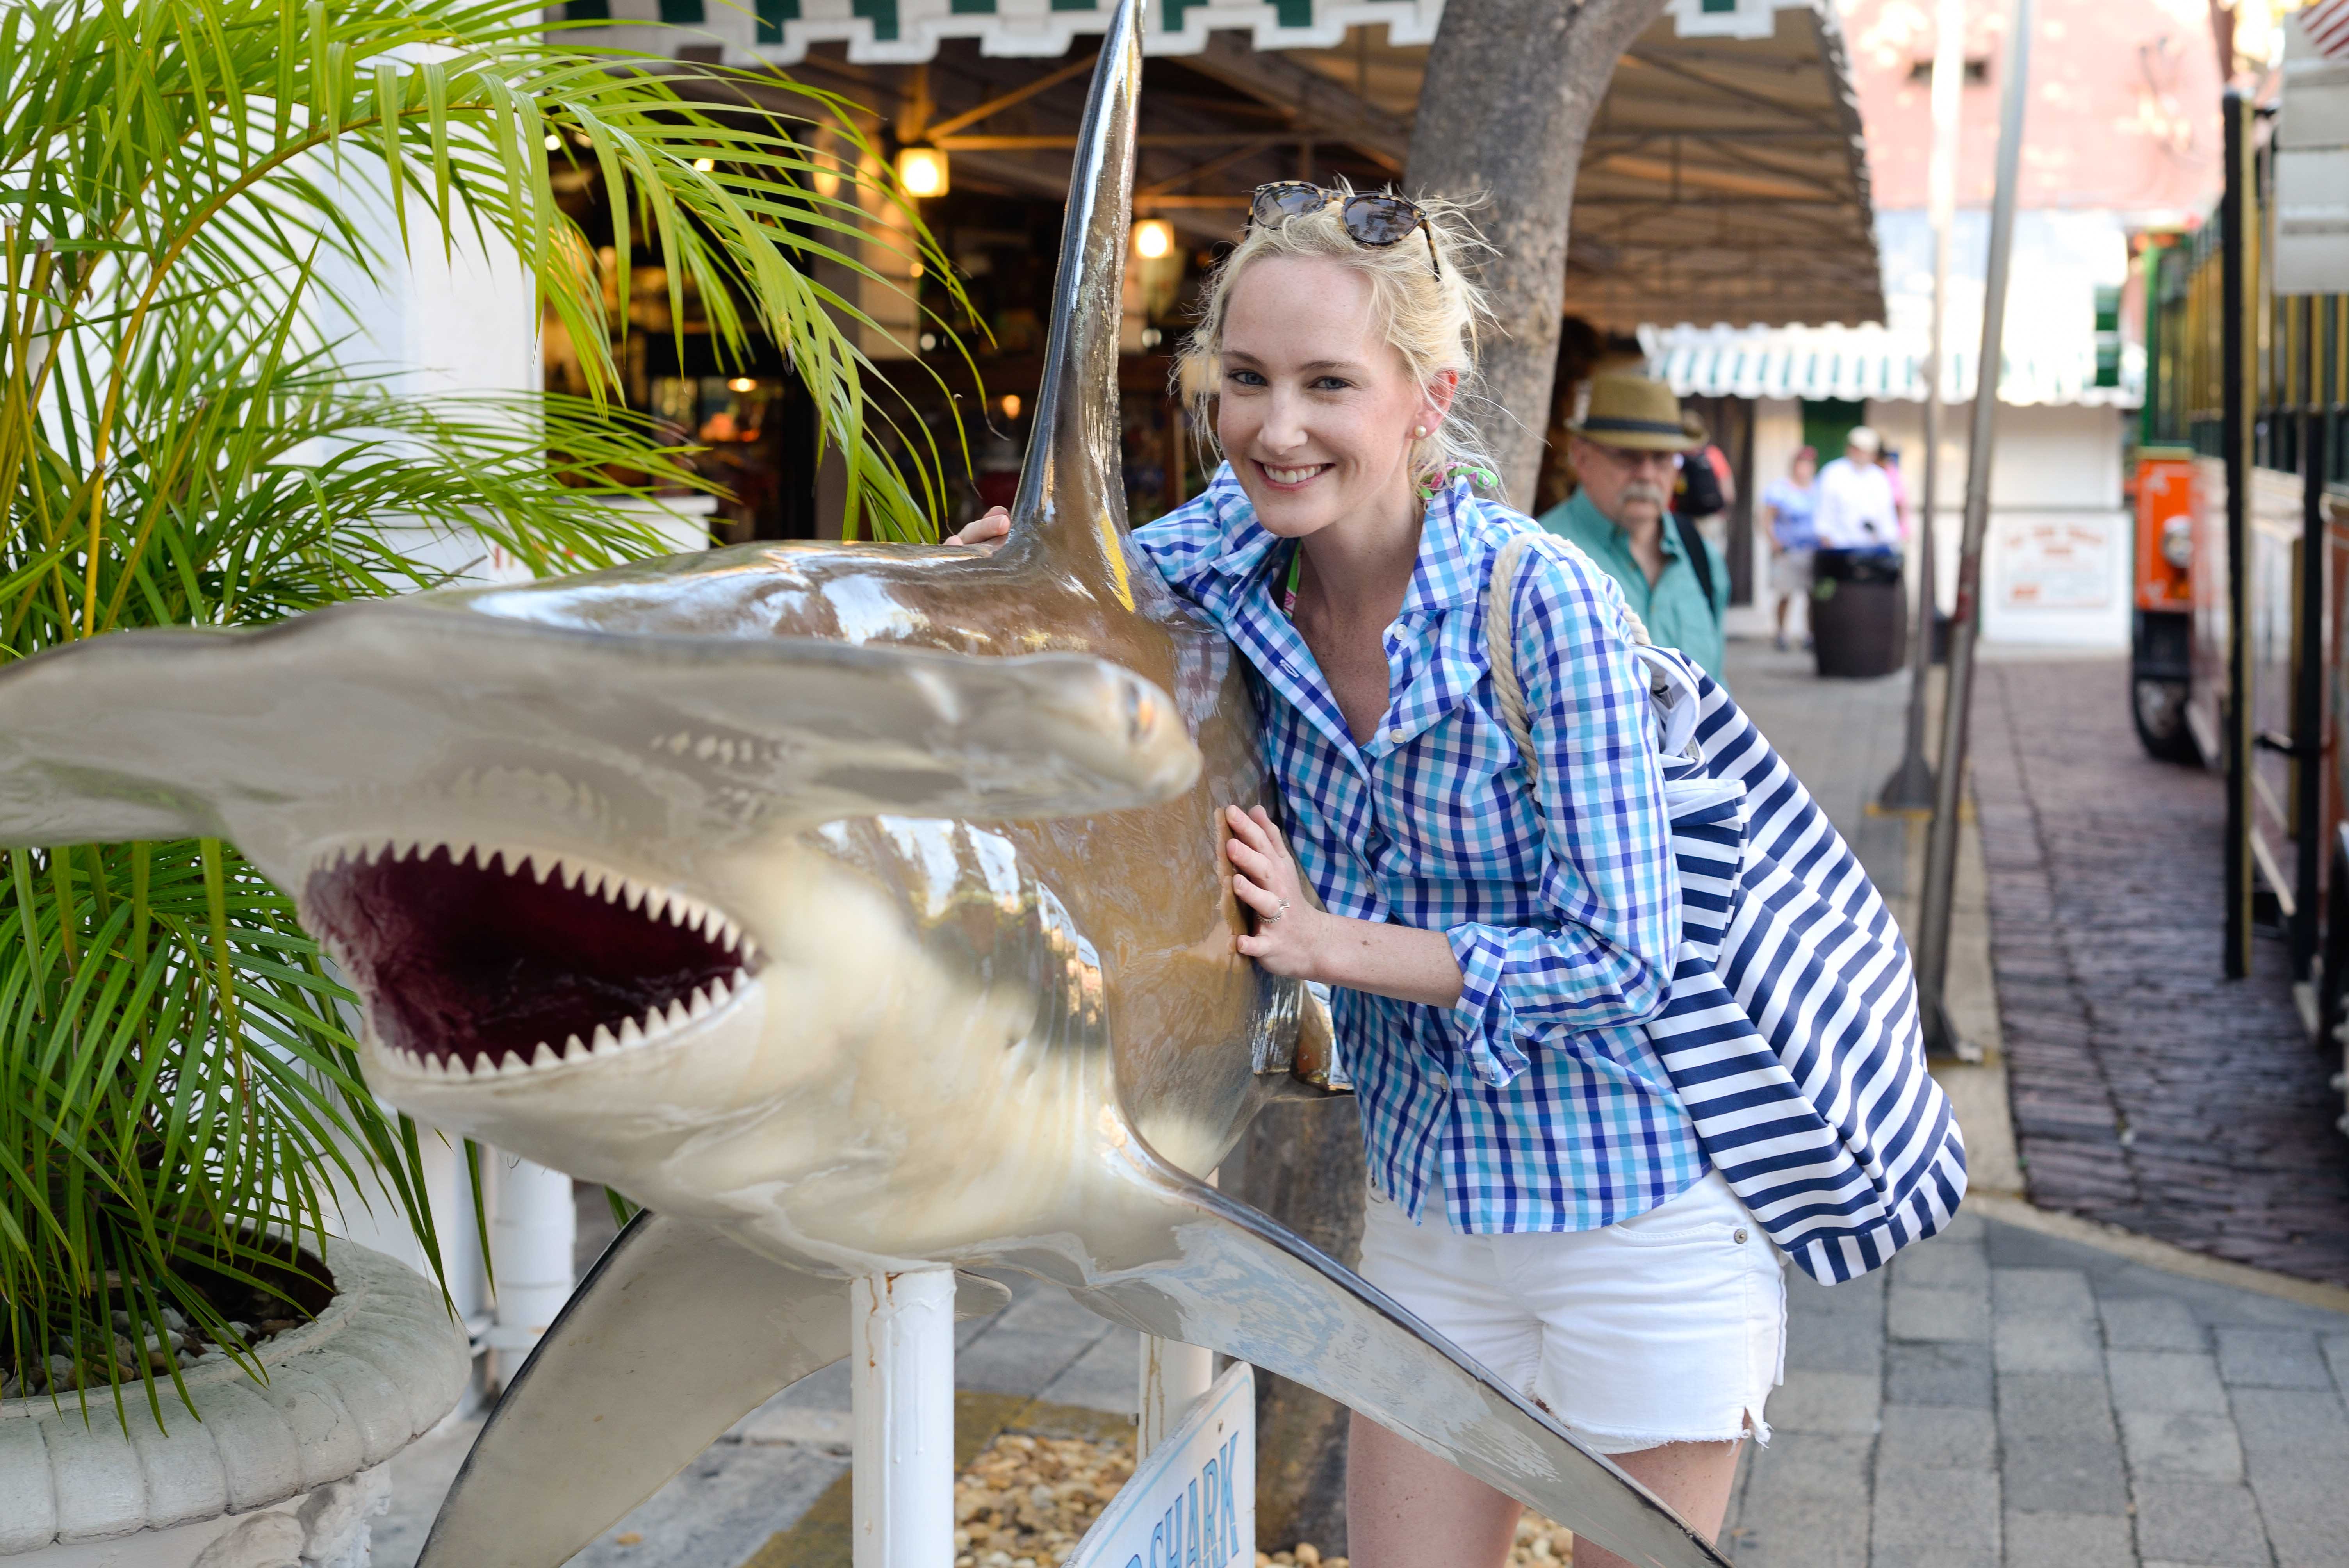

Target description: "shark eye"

left=1123, top=679, right=1156, bottom=745
left=304, top=845, right=763, bottom=1079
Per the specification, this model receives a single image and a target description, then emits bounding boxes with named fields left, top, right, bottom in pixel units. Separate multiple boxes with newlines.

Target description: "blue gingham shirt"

left=1134, top=466, right=1707, bottom=1233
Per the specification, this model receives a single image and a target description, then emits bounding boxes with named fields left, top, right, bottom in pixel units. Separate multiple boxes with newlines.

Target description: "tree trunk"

left=1405, top=0, right=1671, bottom=510
left=1223, top=1094, right=1367, bottom=1556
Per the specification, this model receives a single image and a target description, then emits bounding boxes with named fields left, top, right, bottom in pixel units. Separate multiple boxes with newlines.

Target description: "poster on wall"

left=1996, top=517, right=2116, bottom=611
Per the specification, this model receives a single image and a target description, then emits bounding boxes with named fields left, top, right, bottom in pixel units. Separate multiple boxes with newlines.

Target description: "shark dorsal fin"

left=1004, top=0, right=1144, bottom=610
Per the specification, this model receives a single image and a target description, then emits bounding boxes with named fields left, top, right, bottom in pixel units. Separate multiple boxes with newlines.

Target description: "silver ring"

left=1263, top=900, right=1289, bottom=924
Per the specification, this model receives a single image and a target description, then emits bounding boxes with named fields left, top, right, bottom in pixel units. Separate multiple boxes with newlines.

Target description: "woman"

left=1761, top=445, right=1818, bottom=652
left=954, top=185, right=1782, bottom=1568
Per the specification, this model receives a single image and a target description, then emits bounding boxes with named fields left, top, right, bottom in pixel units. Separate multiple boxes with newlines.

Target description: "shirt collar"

left=1566, top=486, right=1687, bottom=562
left=1399, top=476, right=1483, bottom=616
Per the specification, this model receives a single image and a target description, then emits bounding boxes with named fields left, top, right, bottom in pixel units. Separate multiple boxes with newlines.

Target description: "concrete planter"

left=0, top=1240, right=470, bottom=1567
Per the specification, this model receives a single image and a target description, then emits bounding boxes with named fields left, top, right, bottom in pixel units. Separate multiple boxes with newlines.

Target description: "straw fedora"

left=1567, top=374, right=1707, bottom=453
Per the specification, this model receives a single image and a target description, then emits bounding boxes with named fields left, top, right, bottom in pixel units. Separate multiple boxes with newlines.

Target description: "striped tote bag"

left=1488, top=534, right=1968, bottom=1284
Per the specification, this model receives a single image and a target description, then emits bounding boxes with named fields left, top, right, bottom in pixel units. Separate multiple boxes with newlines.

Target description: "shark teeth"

left=326, top=839, right=766, bottom=1086
left=375, top=960, right=758, bottom=1081
left=310, top=839, right=760, bottom=967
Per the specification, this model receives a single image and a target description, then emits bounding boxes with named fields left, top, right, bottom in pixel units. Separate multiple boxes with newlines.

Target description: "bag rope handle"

left=1485, top=532, right=1656, bottom=792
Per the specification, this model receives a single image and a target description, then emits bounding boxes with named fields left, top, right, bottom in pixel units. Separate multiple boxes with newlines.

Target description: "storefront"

left=551, top=0, right=1884, bottom=540
left=1647, top=298, right=2141, bottom=647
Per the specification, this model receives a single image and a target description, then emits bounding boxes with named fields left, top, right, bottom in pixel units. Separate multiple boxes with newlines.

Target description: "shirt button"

left=1388, top=727, right=1406, bottom=743
left=1430, top=1072, right=1449, bottom=1090
left=1734, top=1228, right=1750, bottom=1245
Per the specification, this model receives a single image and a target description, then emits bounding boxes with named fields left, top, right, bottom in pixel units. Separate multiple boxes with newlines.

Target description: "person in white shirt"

left=1811, top=426, right=1900, bottom=556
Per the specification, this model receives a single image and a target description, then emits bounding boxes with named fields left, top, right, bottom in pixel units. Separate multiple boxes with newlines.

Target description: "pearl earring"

left=1413, top=425, right=1428, bottom=438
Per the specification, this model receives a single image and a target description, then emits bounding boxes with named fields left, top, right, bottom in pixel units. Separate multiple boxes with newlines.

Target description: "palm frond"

left=0, top=0, right=971, bottom=1415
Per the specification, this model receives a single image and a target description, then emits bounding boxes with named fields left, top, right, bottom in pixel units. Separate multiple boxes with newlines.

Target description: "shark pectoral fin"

left=0, top=604, right=1200, bottom=850
left=418, top=1211, right=1008, bottom=1568
left=1060, top=1158, right=1729, bottom=1568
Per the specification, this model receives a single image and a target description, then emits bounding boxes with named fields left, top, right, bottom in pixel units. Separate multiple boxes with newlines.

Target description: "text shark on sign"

left=1075, top=1364, right=1252, bottom=1568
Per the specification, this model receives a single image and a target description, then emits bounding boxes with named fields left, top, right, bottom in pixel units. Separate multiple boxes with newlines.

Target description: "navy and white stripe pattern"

left=1488, top=526, right=1964, bottom=1280
left=1641, top=655, right=1968, bottom=1283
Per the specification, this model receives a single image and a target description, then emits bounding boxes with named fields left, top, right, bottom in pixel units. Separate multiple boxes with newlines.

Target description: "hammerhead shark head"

left=0, top=7, right=1726, bottom=1566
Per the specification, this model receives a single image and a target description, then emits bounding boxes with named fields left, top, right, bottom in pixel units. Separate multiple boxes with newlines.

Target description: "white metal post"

left=484, top=1153, right=578, bottom=1386
left=852, top=1268, right=958, bottom=1568
left=1137, top=1335, right=1216, bottom=1460
left=1139, top=1170, right=1219, bottom=1458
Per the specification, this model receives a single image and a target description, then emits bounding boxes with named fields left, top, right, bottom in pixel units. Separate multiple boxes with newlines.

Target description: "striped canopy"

left=1640, top=322, right=2143, bottom=410
left=565, top=0, right=1786, bottom=64
left=564, top=0, right=1884, bottom=329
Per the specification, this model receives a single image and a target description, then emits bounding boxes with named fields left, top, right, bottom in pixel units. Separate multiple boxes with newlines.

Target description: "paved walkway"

left=1723, top=1202, right=2349, bottom=1568
left=1723, top=640, right=2349, bottom=1568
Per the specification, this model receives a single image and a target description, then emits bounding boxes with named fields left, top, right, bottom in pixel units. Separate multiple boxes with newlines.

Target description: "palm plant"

left=0, top=0, right=964, bottom=1417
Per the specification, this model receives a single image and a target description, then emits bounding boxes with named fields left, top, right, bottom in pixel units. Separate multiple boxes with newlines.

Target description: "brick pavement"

left=1724, top=640, right=2349, bottom=1568
left=1722, top=1210, right=2349, bottom=1568
left=1968, top=657, right=2349, bottom=1286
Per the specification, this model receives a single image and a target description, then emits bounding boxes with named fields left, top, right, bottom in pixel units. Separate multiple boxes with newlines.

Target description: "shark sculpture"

left=0, top=6, right=1727, bottom=1566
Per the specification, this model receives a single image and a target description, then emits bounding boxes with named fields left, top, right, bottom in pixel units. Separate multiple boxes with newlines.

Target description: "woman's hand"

left=948, top=506, right=1012, bottom=553
left=1224, top=804, right=1326, bottom=978
left=1223, top=803, right=1467, bottom=1008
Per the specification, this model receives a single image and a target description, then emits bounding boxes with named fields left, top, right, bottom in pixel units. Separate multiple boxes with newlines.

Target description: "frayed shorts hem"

left=1566, top=1411, right=1773, bottom=1458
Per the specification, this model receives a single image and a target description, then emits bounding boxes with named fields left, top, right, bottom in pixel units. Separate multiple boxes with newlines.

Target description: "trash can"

left=1811, top=549, right=1907, bottom=678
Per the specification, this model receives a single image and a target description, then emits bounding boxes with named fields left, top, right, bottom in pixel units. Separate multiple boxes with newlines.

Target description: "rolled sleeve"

left=1436, top=544, right=1678, bottom=1087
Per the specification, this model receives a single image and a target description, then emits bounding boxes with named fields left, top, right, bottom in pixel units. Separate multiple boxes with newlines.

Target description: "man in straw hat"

left=1538, top=374, right=1731, bottom=679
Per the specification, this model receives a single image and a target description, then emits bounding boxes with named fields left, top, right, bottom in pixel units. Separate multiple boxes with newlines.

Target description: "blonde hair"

left=1171, top=182, right=1501, bottom=492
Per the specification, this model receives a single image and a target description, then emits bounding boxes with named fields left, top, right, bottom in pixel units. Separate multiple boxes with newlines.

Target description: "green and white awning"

left=1642, top=324, right=2142, bottom=410
left=564, top=0, right=1789, bottom=64
left=565, top=0, right=1880, bottom=328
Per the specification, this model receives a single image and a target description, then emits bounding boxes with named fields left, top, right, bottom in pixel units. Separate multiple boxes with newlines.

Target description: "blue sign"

left=1068, top=1363, right=1254, bottom=1568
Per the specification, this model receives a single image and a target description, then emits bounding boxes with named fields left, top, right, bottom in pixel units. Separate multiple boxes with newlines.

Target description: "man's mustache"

left=1620, top=481, right=1671, bottom=507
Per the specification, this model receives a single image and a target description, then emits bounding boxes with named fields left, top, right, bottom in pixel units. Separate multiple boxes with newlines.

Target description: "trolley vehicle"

left=2134, top=91, right=2349, bottom=1132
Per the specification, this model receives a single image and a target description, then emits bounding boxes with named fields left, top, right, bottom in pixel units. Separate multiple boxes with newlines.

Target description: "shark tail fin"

left=1048, top=1149, right=1731, bottom=1568
left=418, top=1211, right=1010, bottom=1568
left=1004, top=0, right=1146, bottom=611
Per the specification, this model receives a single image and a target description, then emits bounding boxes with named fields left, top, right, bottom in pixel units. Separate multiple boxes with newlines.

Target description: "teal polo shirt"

left=1536, top=488, right=1731, bottom=681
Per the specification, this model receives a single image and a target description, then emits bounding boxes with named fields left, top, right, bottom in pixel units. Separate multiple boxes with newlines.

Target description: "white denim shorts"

left=1358, top=1171, right=1786, bottom=1456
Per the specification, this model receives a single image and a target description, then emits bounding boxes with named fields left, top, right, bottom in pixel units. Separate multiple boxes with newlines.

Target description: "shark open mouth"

left=303, top=841, right=762, bottom=1080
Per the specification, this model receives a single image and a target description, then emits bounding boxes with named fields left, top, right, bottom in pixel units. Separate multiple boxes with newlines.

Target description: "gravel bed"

left=950, top=1429, right=1575, bottom=1567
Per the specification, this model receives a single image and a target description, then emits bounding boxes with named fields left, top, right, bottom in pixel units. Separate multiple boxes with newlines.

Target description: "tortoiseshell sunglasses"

left=1246, top=182, right=1441, bottom=279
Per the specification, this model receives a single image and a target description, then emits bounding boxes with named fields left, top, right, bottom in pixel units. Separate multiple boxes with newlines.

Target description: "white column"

left=306, top=107, right=541, bottom=586
left=851, top=1268, right=957, bottom=1568
left=485, top=1154, right=577, bottom=1385
left=1137, top=1333, right=1215, bottom=1460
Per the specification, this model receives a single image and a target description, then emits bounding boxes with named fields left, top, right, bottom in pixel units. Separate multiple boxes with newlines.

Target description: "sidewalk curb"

left=1965, top=1191, right=2349, bottom=1316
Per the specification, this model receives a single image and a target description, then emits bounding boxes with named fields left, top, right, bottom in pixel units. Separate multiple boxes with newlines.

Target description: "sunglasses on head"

left=1247, top=182, right=1442, bottom=279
